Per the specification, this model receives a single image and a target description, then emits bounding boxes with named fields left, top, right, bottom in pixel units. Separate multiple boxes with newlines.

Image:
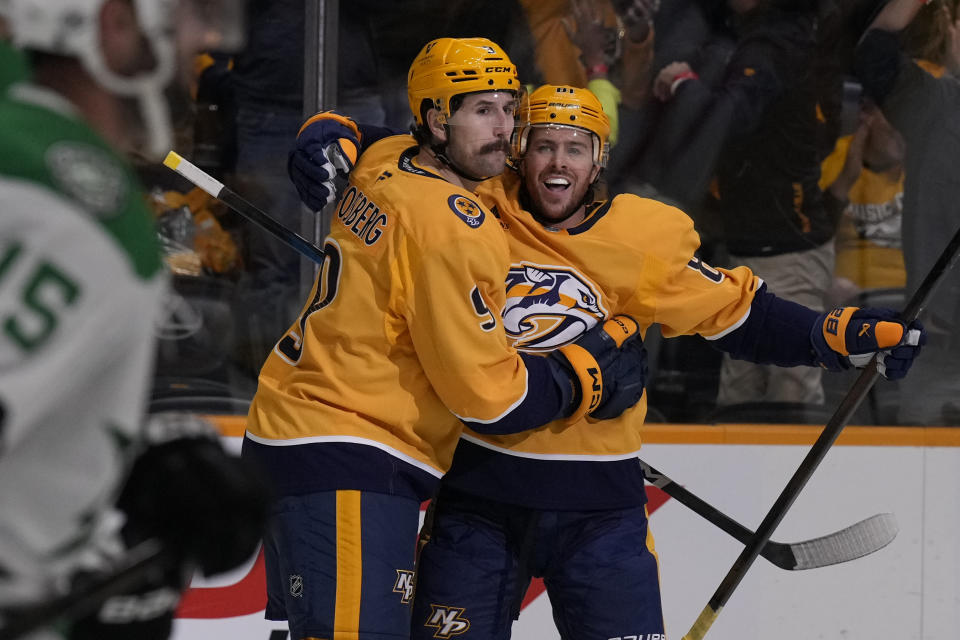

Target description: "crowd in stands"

left=154, top=0, right=960, bottom=426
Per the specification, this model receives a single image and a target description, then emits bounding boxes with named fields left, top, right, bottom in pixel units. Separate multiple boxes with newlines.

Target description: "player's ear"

left=426, top=108, right=448, bottom=144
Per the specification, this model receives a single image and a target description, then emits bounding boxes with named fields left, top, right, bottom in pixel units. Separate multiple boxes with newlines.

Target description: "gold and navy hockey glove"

left=552, top=315, right=647, bottom=422
left=288, top=110, right=360, bottom=211
left=811, top=306, right=926, bottom=380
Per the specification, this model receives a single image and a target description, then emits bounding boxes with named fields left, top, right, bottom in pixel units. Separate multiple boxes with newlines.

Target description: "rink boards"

left=172, top=420, right=960, bottom=640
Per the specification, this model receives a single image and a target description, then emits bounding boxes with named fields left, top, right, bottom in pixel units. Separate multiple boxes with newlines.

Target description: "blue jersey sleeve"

left=459, top=353, right=574, bottom=435
left=711, top=282, right=820, bottom=367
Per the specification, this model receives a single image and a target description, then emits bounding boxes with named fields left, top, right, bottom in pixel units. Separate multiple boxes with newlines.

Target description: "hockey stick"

left=682, top=224, right=960, bottom=640
left=639, top=460, right=898, bottom=571
left=161, top=153, right=903, bottom=572
left=0, top=540, right=177, bottom=640
left=162, top=151, right=326, bottom=265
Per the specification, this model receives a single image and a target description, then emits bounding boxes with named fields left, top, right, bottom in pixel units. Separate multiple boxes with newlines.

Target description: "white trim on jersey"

left=9, top=83, right=79, bottom=118
left=459, top=433, right=643, bottom=462
left=242, top=431, right=445, bottom=478
left=451, top=366, right=529, bottom=425
left=700, top=277, right=765, bottom=341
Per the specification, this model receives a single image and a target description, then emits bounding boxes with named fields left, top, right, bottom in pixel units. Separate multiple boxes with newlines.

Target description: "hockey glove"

left=811, top=306, right=926, bottom=380
left=551, top=315, right=647, bottom=422
left=288, top=111, right=360, bottom=211
left=590, top=336, right=648, bottom=421
left=117, top=419, right=270, bottom=577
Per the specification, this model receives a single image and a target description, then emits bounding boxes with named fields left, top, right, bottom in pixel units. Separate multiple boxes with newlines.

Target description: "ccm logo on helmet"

left=485, top=66, right=512, bottom=73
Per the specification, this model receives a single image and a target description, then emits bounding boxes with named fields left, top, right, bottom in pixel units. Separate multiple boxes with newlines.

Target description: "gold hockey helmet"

left=514, top=84, right=611, bottom=166
left=407, top=37, right=520, bottom=126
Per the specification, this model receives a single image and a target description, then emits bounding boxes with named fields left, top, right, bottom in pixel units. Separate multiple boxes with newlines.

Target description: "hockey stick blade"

left=683, top=224, right=960, bottom=640
left=640, top=460, right=898, bottom=570
left=162, top=151, right=326, bottom=265
left=783, top=512, right=898, bottom=570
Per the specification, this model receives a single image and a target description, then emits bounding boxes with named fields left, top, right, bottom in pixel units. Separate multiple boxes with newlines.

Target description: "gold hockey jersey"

left=244, top=137, right=566, bottom=500
left=442, top=169, right=761, bottom=509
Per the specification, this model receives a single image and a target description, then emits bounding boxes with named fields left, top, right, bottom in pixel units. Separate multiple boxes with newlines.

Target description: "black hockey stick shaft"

left=0, top=541, right=177, bottom=640
left=641, top=460, right=796, bottom=569
left=162, top=151, right=326, bottom=265
left=683, top=224, right=960, bottom=640
left=642, top=460, right=895, bottom=571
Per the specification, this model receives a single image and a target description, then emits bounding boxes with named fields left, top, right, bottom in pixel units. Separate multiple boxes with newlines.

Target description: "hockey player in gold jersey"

left=244, top=42, right=648, bottom=640
left=290, top=83, right=926, bottom=639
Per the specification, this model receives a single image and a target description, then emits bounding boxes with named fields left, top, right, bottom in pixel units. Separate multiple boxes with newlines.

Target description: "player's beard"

left=523, top=170, right=591, bottom=226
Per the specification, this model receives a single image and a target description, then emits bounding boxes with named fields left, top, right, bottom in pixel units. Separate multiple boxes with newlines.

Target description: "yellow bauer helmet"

left=407, top=37, right=520, bottom=126
left=514, top=85, right=611, bottom=167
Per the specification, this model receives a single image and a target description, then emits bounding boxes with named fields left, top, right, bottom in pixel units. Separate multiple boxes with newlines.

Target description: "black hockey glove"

left=117, top=425, right=270, bottom=578
left=550, top=315, right=648, bottom=422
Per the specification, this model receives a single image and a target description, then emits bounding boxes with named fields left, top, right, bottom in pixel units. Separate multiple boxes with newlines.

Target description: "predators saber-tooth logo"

left=503, top=264, right=607, bottom=351
left=393, top=569, right=415, bottom=604
left=424, top=605, right=470, bottom=638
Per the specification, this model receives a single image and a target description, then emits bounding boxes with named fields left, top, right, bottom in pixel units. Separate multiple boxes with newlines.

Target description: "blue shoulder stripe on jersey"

left=567, top=200, right=612, bottom=235
left=459, top=353, right=572, bottom=435
left=710, top=282, right=820, bottom=366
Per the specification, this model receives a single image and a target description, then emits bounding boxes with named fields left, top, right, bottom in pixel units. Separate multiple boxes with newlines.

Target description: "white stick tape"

left=162, top=151, right=224, bottom=198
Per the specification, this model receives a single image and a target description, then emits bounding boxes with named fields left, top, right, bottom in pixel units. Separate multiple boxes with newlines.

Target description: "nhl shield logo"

left=289, top=574, right=304, bottom=598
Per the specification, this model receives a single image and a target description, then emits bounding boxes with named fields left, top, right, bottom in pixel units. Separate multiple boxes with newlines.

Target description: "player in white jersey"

left=0, top=2, right=266, bottom=639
